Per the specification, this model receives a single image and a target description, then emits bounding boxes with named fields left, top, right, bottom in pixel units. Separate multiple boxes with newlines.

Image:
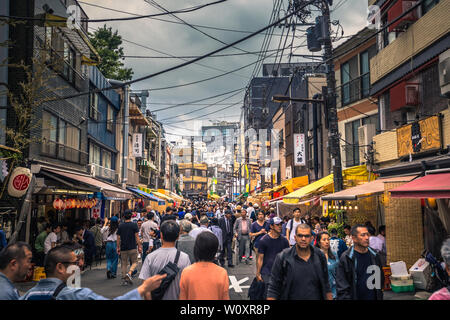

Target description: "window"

left=423, top=0, right=439, bottom=14
left=345, top=120, right=360, bottom=167
left=360, top=51, right=370, bottom=98
left=102, top=150, right=112, bottom=169
left=42, top=111, right=57, bottom=143
left=89, top=144, right=101, bottom=165
left=107, top=105, right=113, bottom=132
left=362, top=114, right=380, bottom=134
left=62, top=41, right=76, bottom=84
left=341, top=62, right=350, bottom=105
left=44, top=27, right=52, bottom=61
left=90, top=92, right=99, bottom=120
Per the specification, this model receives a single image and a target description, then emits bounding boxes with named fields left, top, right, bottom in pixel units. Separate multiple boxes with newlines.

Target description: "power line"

left=79, top=0, right=292, bottom=37
left=149, top=87, right=245, bottom=113
left=128, top=43, right=305, bottom=92
left=0, top=0, right=227, bottom=23
left=146, top=0, right=255, bottom=56
left=48, top=0, right=316, bottom=103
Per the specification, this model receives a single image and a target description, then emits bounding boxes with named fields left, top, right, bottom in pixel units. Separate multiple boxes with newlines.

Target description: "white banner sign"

left=286, top=166, right=292, bottom=180
left=294, top=134, right=306, bottom=166
left=132, top=133, right=143, bottom=157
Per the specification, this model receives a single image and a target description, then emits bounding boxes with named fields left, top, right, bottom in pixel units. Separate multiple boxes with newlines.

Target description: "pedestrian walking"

left=255, top=217, right=289, bottom=299
left=343, top=225, right=353, bottom=248
left=336, top=224, right=384, bottom=300
left=267, top=223, right=332, bottom=300
left=316, top=232, right=339, bottom=299
left=176, top=220, right=196, bottom=264
left=218, top=209, right=234, bottom=268
left=139, top=220, right=191, bottom=300
left=179, top=231, right=229, bottom=300
left=329, top=228, right=348, bottom=259
left=249, top=210, right=269, bottom=259
left=141, top=212, right=158, bottom=263
left=44, top=224, right=61, bottom=255
left=429, top=238, right=450, bottom=300
left=117, top=210, right=142, bottom=285
left=0, top=242, right=33, bottom=300
left=233, top=209, right=252, bottom=264
left=285, top=208, right=306, bottom=247
left=73, top=226, right=96, bottom=268
left=89, top=218, right=103, bottom=262
left=101, top=217, right=119, bottom=279
left=189, top=216, right=214, bottom=240
left=34, top=224, right=51, bottom=266
left=20, top=246, right=165, bottom=300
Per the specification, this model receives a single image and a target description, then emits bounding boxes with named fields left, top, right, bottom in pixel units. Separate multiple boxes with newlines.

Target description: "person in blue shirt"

left=315, top=232, right=339, bottom=299
left=177, top=207, right=186, bottom=220
left=21, top=246, right=166, bottom=300
left=0, top=223, right=7, bottom=251
left=0, top=242, right=33, bottom=300
left=329, top=228, right=348, bottom=259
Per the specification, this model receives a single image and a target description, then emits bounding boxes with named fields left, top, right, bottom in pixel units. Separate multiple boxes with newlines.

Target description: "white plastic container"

left=409, top=258, right=431, bottom=290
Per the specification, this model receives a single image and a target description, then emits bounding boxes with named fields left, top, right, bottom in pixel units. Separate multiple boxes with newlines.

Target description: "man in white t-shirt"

left=285, top=208, right=306, bottom=246
left=44, top=224, right=61, bottom=254
left=139, top=220, right=191, bottom=300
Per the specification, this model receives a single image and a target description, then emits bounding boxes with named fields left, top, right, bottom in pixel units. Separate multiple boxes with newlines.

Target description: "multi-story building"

left=368, top=0, right=450, bottom=176
left=333, top=27, right=379, bottom=169
left=87, top=66, right=120, bottom=184
left=178, top=163, right=208, bottom=199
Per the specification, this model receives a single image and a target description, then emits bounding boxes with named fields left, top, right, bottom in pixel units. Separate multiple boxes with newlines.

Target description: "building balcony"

left=340, top=73, right=370, bottom=107
left=127, top=168, right=140, bottom=186
left=41, top=140, right=87, bottom=165
left=370, top=0, right=450, bottom=85
left=89, top=163, right=117, bottom=183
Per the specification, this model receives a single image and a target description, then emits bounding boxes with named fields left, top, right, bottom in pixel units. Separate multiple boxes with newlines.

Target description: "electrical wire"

left=46, top=0, right=316, bottom=103
left=78, top=0, right=291, bottom=37
left=0, top=0, right=227, bottom=23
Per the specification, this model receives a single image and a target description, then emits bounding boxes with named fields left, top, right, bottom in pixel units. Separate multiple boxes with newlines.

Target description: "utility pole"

left=321, top=1, right=344, bottom=192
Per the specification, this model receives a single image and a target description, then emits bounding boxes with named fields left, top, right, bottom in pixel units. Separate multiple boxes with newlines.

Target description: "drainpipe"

left=109, top=80, right=129, bottom=185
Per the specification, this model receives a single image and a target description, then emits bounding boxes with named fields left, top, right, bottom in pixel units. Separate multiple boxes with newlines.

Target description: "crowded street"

left=0, top=0, right=449, bottom=307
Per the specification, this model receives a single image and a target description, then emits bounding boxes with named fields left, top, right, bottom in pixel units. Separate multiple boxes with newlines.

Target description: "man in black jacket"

left=218, top=209, right=234, bottom=268
left=267, top=223, right=332, bottom=300
left=336, top=224, right=384, bottom=300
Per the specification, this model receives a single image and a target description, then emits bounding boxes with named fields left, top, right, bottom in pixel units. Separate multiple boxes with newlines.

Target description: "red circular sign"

left=13, top=174, right=30, bottom=191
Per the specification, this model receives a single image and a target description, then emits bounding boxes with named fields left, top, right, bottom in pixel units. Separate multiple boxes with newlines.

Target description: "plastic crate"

left=391, top=283, right=415, bottom=293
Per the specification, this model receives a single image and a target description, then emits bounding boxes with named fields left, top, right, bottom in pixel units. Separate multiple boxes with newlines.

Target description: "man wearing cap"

left=256, top=217, right=289, bottom=298
left=188, top=216, right=214, bottom=240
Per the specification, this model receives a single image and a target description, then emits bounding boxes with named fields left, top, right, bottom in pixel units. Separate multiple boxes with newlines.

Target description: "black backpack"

left=151, top=250, right=181, bottom=300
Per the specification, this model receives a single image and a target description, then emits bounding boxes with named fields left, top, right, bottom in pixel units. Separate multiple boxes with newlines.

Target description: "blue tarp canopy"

left=127, top=187, right=162, bottom=202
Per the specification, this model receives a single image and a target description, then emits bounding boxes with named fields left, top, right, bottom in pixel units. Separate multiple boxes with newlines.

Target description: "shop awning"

left=283, top=174, right=334, bottom=203
left=127, top=187, right=162, bottom=202
left=43, top=168, right=133, bottom=200
left=137, top=187, right=174, bottom=203
left=321, top=176, right=417, bottom=201
left=390, top=173, right=450, bottom=198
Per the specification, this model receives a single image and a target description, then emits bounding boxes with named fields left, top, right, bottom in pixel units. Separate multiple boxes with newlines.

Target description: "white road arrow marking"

left=229, top=276, right=250, bottom=293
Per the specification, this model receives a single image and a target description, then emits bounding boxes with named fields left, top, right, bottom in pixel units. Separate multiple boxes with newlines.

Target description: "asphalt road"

left=16, top=253, right=257, bottom=300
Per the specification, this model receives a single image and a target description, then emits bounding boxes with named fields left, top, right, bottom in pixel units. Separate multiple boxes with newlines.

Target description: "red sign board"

left=13, top=174, right=30, bottom=191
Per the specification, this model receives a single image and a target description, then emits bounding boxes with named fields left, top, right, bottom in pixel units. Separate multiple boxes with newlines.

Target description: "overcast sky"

left=79, top=0, right=369, bottom=141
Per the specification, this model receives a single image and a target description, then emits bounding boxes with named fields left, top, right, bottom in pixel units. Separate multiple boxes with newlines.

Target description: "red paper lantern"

left=76, top=199, right=81, bottom=208
left=53, top=198, right=64, bottom=210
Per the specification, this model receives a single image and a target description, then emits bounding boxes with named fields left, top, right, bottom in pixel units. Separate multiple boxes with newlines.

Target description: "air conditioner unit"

left=388, top=0, right=418, bottom=32
left=88, top=164, right=96, bottom=177
left=405, top=83, right=419, bottom=105
left=358, top=124, right=376, bottom=164
left=439, top=51, right=450, bottom=97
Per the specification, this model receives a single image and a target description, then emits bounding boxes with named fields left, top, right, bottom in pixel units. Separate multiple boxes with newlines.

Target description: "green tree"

left=88, top=25, right=133, bottom=81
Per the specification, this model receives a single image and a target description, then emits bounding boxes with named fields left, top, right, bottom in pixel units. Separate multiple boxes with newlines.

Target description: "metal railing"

left=90, top=163, right=116, bottom=182
left=41, top=139, right=87, bottom=165
left=340, top=73, right=370, bottom=107
left=127, top=169, right=140, bottom=186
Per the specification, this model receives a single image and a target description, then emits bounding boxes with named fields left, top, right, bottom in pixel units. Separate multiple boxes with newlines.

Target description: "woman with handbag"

left=101, top=217, right=119, bottom=279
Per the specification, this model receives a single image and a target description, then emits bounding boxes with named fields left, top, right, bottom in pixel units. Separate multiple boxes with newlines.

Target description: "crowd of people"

left=0, top=198, right=449, bottom=300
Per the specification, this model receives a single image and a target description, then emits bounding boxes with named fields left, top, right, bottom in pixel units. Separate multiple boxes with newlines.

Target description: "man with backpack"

left=20, top=246, right=166, bottom=300
left=285, top=208, right=306, bottom=247
left=267, top=223, right=332, bottom=300
left=139, top=220, right=191, bottom=300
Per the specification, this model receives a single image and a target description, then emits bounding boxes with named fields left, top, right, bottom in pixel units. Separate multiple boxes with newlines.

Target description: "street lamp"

left=271, top=94, right=324, bottom=104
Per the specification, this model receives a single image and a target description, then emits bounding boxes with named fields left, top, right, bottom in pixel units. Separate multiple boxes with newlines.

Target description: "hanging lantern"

left=53, top=198, right=64, bottom=210
left=427, top=198, right=437, bottom=209
left=354, top=205, right=358, bottom=210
